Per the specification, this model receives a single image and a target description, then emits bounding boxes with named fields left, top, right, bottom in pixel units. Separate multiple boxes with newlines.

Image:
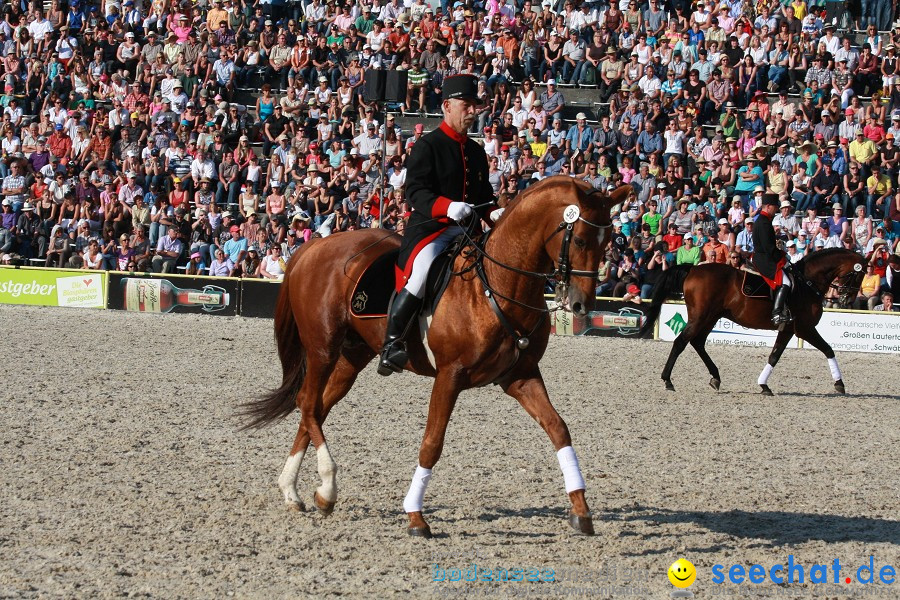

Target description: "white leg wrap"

left=315, top=444, right=338, bottom=503
left=403, top=465, right=433, bottom=513
left=758, top=364, right=774, bottom=386
left=828, top=357, right=842, bottom=381
left=557, top=446, right=586, bottom=494
left=278, top=450, right=306, bottom=505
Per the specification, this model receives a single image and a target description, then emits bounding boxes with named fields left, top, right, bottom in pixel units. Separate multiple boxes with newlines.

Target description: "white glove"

left=447, top=201, right=473, bottom=221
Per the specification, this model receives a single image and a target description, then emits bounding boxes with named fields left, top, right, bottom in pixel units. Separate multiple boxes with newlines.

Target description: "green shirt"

left=408, top=68, right=428, bottom=86
left=642, top=212, right=663, bottom=235
left=354, top=16, right=374, bottom=35
left=676, top=244, right=701, bottom=265
left=720, top=113, right=740, bottom=139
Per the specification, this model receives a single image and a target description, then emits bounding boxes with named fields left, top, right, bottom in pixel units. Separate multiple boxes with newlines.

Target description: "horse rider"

left=378, top=74, right=496, bottom=376
left=753, top=194, right=793, bottom=326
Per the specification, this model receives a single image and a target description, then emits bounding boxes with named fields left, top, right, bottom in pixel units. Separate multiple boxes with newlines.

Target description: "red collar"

left=439, top=121, right=468, bottom=144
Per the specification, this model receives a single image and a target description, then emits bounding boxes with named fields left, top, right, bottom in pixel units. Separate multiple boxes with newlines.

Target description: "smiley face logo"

left=668, top=559, right=696, bottom=588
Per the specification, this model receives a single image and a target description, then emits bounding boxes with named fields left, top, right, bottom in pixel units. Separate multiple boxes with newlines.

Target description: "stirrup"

left=377, top=341, right=408, bottom=376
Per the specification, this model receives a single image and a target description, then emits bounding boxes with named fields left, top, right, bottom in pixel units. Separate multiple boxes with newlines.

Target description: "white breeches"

left=404, top=226, right=464, bottom=299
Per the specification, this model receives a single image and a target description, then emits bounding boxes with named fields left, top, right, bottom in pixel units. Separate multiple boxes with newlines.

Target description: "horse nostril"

left=572, top=302, right=583, bottom=314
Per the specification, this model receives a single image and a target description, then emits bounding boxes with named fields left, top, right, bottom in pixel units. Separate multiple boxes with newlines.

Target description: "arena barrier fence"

left=1, top=268, right=897, bottom=354
left=0, top=266, right=106, bottom=309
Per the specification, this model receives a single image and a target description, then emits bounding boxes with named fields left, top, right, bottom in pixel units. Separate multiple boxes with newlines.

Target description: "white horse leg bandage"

left=758, top=364, right=774, bottom=386
left=403, top=465, right=433, bottom=513
left=557, top=446, right=586, bottom=494
left=828, top=357, right=842, bottom=381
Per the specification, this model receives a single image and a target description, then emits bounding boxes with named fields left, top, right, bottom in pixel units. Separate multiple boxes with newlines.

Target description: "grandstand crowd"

left=0, top=0, right=898, bottom=307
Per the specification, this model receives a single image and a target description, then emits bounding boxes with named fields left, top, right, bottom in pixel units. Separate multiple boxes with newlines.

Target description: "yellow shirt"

left=861, top=273, right=880, bottom=296
left=849, top=139, right=877, bottom=164
left=867, top=174, right=892, bottom=196
left=530, top=141, right=548, bottom=157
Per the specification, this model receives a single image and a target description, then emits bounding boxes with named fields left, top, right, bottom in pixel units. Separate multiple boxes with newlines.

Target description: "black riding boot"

left=378, top=289, right=423, bottom=376
left=771, top=285, right=793, bottom=326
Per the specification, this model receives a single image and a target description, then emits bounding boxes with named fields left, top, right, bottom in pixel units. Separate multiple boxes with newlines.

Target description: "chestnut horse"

left=242, top=178, right=628, bottom=537
left=640, top=248, right=866, bottom=395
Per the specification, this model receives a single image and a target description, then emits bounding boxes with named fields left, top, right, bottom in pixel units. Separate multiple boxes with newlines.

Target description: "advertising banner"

left=657, top=302, right=800, bottom=349
left=240, top=279, right=282, bottom=319
left=107, top=272, right=239, bottom=316
left=811, top=309, right=900, bottom=354
left=551, top=298, right=652, bottom=338
left=0, top=267, right=106, bottom=308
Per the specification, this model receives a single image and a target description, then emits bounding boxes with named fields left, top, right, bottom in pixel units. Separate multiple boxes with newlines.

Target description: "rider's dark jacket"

left=751, top=211, right=787, bottom=287
left=396, top=121, right=495, bottom=290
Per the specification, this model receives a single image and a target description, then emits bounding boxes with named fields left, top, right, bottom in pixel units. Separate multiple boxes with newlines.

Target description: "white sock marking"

left=758, top=364, right=774, bottom=386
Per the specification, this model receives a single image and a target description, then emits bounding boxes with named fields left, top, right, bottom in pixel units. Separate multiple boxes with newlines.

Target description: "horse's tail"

left=639, top=264, right=693, bottom=337
left=239, top=272, right=306, bottom=429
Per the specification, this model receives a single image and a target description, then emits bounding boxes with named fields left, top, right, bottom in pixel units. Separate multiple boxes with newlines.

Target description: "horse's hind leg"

left=797, top=327, right=847, bottom=394
left=279, top=348, right=372, bottom=512
left=756, top=328, right=794, bottom=396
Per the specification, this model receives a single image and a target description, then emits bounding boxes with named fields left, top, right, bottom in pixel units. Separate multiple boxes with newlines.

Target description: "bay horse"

left=242, top=177, right=629, bottom=537
left=640, top=248, right=866, bottom=395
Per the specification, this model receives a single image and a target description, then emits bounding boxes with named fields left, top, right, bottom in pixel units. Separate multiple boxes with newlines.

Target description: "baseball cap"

left=229, top=225, right=240, bottom=233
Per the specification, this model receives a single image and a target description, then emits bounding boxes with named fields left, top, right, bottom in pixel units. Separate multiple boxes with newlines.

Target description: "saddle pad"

left=351, top=249, right=399, bottom=318
left=349, top=236, right=465, bottom=319
left=742, top=271, right=772, bottom=299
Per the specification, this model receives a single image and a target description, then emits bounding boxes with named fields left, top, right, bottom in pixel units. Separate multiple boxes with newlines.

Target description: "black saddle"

left=350, top=235, right=466, bottom=318
left=741, top=269, right=774, bottom=299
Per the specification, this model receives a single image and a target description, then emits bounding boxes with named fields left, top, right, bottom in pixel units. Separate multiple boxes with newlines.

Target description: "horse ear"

left=587, top=185, right=632, bottom=219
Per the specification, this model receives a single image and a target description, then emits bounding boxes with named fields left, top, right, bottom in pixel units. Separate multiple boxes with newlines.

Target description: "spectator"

left=152, top=226, right=183, bottom=273
left=873, top=291, right=898, bottom=312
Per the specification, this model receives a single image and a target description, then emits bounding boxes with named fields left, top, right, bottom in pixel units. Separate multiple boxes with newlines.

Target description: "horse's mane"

left=795, top=247, right=864, bottom=280
left=798, top=247, right=857, bottom=265
left=494, top=177, right=583, bottom=227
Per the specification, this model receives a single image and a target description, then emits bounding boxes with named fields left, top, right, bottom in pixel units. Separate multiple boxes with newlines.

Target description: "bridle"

left=795, top=258, right=865, bottom=308
left=462, top=201, right=611, bottom=350
left=829, top=265, right=865, bottom=308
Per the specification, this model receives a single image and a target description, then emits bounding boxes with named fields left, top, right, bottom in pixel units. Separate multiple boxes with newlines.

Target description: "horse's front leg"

left=798, top=327, right=847, bottom=394
left=503, top=366, right=594, bottom=535
left=403, top=370, right=463, bottom=538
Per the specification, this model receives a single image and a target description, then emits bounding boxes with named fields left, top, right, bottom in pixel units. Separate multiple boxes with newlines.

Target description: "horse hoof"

left=408, top=525, right=433, bottom=539
left=286, top=501, right=304, bottom=512
left=834, top=380, right=846, bottom=394
left=313, top=492, right=335, bottom=516
left=664, top=380, right=675, bottom=391
left=710, top=378, right=721, bottom=391
left=568, top=511, right=595, bottom=536
left=760, top=385, right=773, bottom=396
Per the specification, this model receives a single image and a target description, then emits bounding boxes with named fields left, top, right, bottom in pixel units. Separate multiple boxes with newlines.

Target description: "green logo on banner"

left=666, top=313, right=686, bottom=336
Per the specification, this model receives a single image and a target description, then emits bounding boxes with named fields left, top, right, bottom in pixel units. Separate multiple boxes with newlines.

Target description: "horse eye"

left=573, top=237, right=587, bottom=249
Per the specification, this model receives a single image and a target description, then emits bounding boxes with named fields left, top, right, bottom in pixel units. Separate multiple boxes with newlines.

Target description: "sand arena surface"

left=0, top=306, right=898, bottom=599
